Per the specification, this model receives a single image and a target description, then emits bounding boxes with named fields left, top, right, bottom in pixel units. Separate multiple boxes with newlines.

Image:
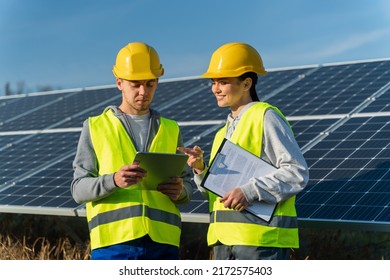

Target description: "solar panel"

left=289, top=118, right=339, bottom=149
left=0, top=131, right=80, bottom=215
left=265, top=60, right=390, bottom=116
left=0, top=58, right=389, bottom=231
left=297, top=115, right=390, bottom=229
left=0, top=92, right=69, bottom=123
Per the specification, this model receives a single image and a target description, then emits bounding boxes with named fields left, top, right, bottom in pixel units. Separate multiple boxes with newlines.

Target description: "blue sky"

left=1, top=0, right=389, bottom=96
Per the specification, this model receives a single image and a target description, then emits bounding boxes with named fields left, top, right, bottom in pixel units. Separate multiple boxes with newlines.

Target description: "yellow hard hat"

left=112, top=42, right=164, bottom=80
left=201, top=42, right=267, bottom=78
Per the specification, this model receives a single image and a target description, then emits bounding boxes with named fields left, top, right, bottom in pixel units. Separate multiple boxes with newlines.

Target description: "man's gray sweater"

left=71, top=106, right=193, bottom=204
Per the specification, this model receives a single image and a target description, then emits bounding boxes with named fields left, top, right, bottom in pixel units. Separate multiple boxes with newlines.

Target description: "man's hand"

left=157, top=177, right=183, bottom=200
left=114, top=161, right=146, bottom=188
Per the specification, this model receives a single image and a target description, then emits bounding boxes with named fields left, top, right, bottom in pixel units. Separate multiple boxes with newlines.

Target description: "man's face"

left=117, top=78, right=158, bottom=115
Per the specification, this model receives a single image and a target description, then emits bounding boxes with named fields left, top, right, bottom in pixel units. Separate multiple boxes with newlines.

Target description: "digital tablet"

left=134, top=152, right=189, bottom=189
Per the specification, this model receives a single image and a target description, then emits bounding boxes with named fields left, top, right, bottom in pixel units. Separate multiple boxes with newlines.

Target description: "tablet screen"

left=134, top=152, right=188, bottom=189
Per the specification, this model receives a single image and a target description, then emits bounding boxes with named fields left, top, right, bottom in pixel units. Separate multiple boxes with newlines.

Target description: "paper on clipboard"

left=134, top=152, right=188, bottom=190
left=201, top=138, right=278, bottom=222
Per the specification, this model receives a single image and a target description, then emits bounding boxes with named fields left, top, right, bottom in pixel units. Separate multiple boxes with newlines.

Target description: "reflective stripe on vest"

left=87, top=108, right=182, bottom=250
left=207, top=102, right=299, bottom=248
left=88, top=205, right=181, bottom=230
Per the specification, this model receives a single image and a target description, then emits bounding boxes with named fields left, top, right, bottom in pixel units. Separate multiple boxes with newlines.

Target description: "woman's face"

left=211, top=77, right=251, bottom=116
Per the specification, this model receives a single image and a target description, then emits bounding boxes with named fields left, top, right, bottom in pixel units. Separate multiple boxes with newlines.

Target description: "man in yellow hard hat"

left=179, top=42, right=309, bottom=260
left=71, top=42, right=193, bottom=260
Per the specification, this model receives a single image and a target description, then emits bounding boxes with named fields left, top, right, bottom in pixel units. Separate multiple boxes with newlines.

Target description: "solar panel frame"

left=1, top=58, right=390, bottom=231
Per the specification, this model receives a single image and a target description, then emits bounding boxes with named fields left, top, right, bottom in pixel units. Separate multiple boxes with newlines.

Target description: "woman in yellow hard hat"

left=179, top=42, right=309, bottom=260
left=72, top=42, right=193, bottom=260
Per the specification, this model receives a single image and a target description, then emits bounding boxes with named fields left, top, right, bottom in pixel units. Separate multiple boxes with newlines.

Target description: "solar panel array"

left=1, top=58, right=389, bottom=231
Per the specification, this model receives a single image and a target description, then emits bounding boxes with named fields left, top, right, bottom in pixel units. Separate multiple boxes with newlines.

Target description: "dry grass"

left=0, top=213, right=91, bottom=260
left=295, top=227, right=390, bottom=260
left=0, top=234, right=90, bottom=260
left=1, top=213, right=389, bottom=260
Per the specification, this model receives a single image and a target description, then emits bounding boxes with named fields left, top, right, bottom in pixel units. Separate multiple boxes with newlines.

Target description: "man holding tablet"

left=71, top=42, right=193, bottom=260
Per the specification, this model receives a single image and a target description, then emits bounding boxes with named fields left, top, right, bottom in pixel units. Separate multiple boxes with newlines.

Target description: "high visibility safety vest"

left=208, top=102, right=299, bottom=248
left=87, top=108, right=182, bottom=250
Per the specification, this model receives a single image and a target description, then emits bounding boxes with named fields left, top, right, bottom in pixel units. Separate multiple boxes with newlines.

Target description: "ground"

left=0, top=214, right=389, bottom=260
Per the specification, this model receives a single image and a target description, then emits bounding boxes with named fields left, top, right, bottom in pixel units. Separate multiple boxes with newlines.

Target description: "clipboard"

left=134, top=152, right=188, bottom=189
left=201, top=138, right=278, bottom=223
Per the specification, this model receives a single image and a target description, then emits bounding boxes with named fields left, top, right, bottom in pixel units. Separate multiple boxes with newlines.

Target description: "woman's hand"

left=177, top=146, right=205, bottom=174
left=220, top=188, right=249, bottom=211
